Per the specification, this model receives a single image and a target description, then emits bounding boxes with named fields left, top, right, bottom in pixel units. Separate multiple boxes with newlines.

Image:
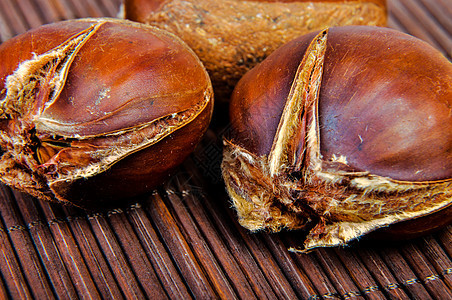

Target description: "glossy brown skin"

left=0, top=20, right=208, bottom=138
left=124, top=0, right=165, bottom=22
left=230, top=26, right=452, bottom=182
left=0, top=19, right=213, bottom=208
left=368, top=204, right=452, bottom=240
left=229, top=26, right=452, bottom=239
left=52, top=106, right=213, bottom=208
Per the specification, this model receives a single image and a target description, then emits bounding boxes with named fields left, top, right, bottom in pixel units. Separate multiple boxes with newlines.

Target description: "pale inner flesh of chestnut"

left=0, top=21, right=212, bottom=204
left=222, top=29, right=452, bottom=251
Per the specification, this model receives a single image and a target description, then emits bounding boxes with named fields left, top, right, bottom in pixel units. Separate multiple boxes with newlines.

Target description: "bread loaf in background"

left=124, top=0, right=387, bottom=101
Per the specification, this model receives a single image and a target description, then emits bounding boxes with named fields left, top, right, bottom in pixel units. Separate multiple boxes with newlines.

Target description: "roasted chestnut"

left=222, top=26, right=452, bottom=251
left=0, top=18, right=213, bottom=208
left=124, top=0, right=387, bottom=100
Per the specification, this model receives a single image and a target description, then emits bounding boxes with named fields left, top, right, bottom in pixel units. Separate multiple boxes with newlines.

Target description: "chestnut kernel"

left=222, top=26, right=452, bottom=251
left=124, top=0, right=387, bottom=99
left=0, top=18, right=213, bottom=208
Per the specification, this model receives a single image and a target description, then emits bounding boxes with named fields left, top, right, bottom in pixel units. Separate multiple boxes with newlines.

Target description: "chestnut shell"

left=0, top=18, right=213, bottom=208
left=231, top=27, right=451, bottom=182
left=124, top=0, right=387, bottom=100
left=223, top=26, right=452, bottom=250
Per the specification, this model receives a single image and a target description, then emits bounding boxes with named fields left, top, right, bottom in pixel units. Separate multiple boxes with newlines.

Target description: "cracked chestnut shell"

left=222, top=26, right=452, bottom=251
left=124, top=0, right=387, bottom=100
left=0, top=18, right=213, bottom=208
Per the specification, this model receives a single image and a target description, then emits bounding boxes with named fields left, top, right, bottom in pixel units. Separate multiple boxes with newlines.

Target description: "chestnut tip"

left=222, top=26, right=452, bottom=250
left=0, top=18, right=214, bottom=207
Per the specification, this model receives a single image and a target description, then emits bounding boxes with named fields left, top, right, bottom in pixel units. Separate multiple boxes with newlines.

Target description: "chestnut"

left=0, top=18, right=213, bottom=208
left=222, top=26, right=452, bottom=251
left=123, top=0, right=387, bottom=100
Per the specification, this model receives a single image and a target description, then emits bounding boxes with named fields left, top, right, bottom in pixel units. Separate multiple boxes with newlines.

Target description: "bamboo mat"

left=0, top=0, right=452, bottom=299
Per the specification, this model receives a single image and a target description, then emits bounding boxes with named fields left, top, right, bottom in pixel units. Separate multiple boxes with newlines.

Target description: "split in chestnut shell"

left=0, top=18, right=213, bottom=208
left=222, top=26, right=452, bottom=251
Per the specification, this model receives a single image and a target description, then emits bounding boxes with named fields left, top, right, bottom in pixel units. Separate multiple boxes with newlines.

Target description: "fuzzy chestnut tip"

left=222, top=26, right=452, bottom=251
left=0, top=18, right=213, bottom=208
left=124, top=0, right=387, bottom=101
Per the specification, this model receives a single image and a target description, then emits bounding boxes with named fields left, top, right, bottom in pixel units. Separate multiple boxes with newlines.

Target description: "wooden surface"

left=0, top=0, right=452, bottom=299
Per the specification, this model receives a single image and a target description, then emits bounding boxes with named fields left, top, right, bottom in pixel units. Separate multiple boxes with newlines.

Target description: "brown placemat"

left=0, top=0, right=451, bottom=299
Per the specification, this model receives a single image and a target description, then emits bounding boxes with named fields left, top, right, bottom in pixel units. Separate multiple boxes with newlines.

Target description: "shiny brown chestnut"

left=222, top=26, right=452, bottom=251
left=124, top=0, right=387, bottom=100
left=0, top=18, right=213, bottom=208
